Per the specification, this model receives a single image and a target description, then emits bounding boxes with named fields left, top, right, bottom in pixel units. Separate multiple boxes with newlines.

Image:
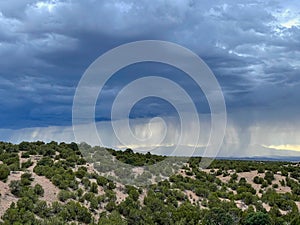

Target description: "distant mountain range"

left=142, top=144, right=300, bottom=162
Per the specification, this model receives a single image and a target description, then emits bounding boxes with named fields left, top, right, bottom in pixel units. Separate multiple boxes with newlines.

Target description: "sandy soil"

left=235, top=200, right=248, bottom=210
left=236, top=171, right=291, bottom=194
left=178, top=169, right=196, bottom=179
left=219, top=197, right=230, bottom=202
left=0, top=172, right=21, bottom=219
left=216, top=174, right=232, bottom=183
left=262, top=203, right=289, bottom=215
left=84, top=164, right=128, bottom=205
left=184, top=190, right=200, bottom=203
left=2, top=153, right=299, bottom=222
left=295, top=201, right=300, bottom=212
left=200, top=169, right=293, bottom=211
left=114, top=183, right=128, bottom=204
left=273, top=174, right=291, bottom=193
left=0, top=155, right=59, bottom=219
left=262, top=202, right=271, bottom=211
left=26, top=157, right=60, bottom=203
left=18, top=152, right=27, bottom=164
left=211, top=170, right=291, bottom=195
left=31, top=173, right=59, bottom=203
left=132, top=167, right=144, bottom=176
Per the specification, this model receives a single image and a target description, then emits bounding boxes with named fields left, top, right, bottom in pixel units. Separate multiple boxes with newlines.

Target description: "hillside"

left=1, top=141, right=300, bottom=224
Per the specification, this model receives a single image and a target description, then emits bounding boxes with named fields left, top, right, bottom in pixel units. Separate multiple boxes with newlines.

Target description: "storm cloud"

left=0, top=0, right=300, bottom=157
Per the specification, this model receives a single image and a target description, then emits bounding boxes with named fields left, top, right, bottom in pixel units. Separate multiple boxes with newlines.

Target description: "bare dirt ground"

left=178, top=169, right=196, bottom=179
left=2, top=153, right=299, bottom=221
left=185, top=190, right=200, bottom=204
left=236, top=171, right=291, bottom=194
left=209, top=170, right=292, bottom=195
left=200, top=169, right=212, bottom=174
left=27, top=157, right=60, bottom=203
left=115, top=183, right=128, bottom=204
left=0, top=172, right=21, bottom=219
left=88, top=178, right=105, bottom=196
left=0, top=155, right=61, bottom=219
left=237, top=171, right=264, bottom=194
left=295, top=201, right=300, bottom=212
left=181, top=190, right=208, bottom=209
left=235, top=200, right=248, bottom=211
left=262, top=203, right=289, bottom=215
left=87, top=164, right=128, bottom=205
left=200, top=169, right=294, bottom=211
left=31, top=173, right=59, bottom=203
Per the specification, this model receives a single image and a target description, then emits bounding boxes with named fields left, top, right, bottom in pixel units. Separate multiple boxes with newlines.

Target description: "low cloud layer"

left=2, top=112, right=300, bottom=158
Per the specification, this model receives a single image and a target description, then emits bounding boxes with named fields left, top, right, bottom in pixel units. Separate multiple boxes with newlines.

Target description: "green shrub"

left=243, top=212, right=271, bottom=225
left=0, top=164, right=10, bottom=180
left=253, top=176, right=264, bottom=184
left=34, top=184, right=44, bottom=196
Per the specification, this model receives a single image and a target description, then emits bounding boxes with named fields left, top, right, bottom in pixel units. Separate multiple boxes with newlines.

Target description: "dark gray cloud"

left=0, top=0, right=299, bottom=133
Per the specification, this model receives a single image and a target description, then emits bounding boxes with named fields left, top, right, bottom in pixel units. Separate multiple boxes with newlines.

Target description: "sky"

left=0, top=0, right=300, bottom=157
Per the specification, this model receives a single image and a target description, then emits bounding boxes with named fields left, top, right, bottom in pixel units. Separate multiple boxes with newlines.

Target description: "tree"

left=34, top=184, right=44, bottom=196
left=253, top=176, right=264, bottom=184
left=231, top=173, right=238, bottom=181
left=264, top=171, right=275, bottom=184
left=65, top=201, right=92, bottom=224
left=126, top=185, right=140, bottom=201
left=98, top=210, right=128, bottom=225
left=105, top=201, right=117, bottom=212
left=34, top=200, right=49, bottom=217
left=291, top=215, right=300, bottom=225
left=9, top=180, right=22, bottom=197
left=173, top=202, right=202, bottom=224
left=0, top=163, right=10, bottom=180
left=195, top=187, right=209, bottom=198
left=75, top=166, right=87, bottom=178
left=17, top=197, right=34, bottom=211
left=19, top=141, right=30, bottom=151
left=58, top=190, right=72, bottom=202
left=203, top=207, right=234, bottom=225
left=243, top=212, right=271, bottom=225
left=90, top=197, right=99, bottom=210
left=20, top=172, right=33, bottom=186
left=21, top=159, right=33, bottom=169
left=97, top=176, right=109, bottom=186
left=90, top=182, right=98, bottom=194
